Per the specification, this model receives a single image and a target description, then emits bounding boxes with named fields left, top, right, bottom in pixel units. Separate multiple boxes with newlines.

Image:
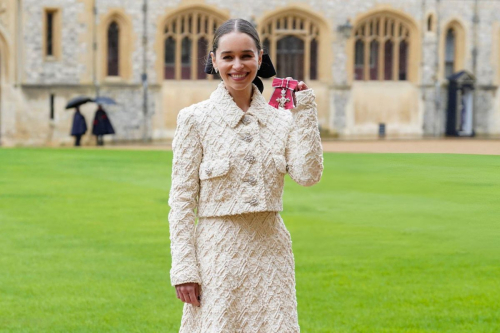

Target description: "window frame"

left=107, top=21, right=120, bottom=77
left=260, top=14, right=320, bottom=81
left=353, top=14, right=411, bottom=82
left=99, top=10, right=133, bottom=82
left=43, top=8, right=61, bottom=61
left=162, top=10, right=226, bottom=80
left=440, top=20, right=466, bottom=81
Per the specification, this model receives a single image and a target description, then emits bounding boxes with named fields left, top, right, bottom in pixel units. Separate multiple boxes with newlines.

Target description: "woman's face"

left=212, top=32, right=263, bottom=95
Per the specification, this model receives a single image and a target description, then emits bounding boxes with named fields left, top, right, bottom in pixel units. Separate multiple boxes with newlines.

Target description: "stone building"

left=0, top=0, right=499, bottom=146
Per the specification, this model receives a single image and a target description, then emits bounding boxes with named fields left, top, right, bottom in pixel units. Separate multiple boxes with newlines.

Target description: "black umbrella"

left=65, top=96, right=92, bottom=109
left=93, top=96, right=118, bottom=105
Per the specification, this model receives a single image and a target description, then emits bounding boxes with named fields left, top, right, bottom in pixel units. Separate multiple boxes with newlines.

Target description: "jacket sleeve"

left=168, top=108, right=202, bottom=286
left=285, top=89, right=324, bottom=187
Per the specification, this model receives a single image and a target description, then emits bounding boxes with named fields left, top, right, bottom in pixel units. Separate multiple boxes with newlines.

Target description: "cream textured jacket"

left=168, top=82, right=323, bottom=286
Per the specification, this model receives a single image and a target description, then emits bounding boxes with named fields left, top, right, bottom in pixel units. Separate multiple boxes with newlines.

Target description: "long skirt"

left=179, top=211, right=300, bottom=333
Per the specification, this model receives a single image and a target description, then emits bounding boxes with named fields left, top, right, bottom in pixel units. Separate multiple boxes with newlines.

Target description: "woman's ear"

left=258, top=49, right=263, bottom=67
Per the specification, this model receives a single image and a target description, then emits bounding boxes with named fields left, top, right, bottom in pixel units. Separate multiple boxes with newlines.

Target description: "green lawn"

left=0, top=148, right=499, bottom=333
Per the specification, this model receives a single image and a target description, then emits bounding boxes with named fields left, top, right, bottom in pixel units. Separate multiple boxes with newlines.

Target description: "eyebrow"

left=220, top=50, right=255, bottom=55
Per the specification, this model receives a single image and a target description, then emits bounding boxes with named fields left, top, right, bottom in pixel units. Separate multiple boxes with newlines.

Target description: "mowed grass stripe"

left=0, top=148, right=499, bottom=332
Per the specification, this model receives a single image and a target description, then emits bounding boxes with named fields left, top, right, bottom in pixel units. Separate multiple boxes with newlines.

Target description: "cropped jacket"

left=168, top=82, right=323, bottom=286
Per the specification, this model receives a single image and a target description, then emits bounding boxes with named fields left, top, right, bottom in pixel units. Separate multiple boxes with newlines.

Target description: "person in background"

left=70, top=106, right=87, bottom=147
left=92, top=104, right=115, bottom=146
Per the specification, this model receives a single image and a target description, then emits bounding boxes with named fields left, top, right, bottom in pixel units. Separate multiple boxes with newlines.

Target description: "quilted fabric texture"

left=168, top=82, right=323, bottom=331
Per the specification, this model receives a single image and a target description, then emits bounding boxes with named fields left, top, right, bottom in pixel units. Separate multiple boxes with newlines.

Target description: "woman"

left=70, top=106, right=87, bottom=147
left=92, top=104, right=115, bottom=146
left=169, top=18, right=323, bottom=332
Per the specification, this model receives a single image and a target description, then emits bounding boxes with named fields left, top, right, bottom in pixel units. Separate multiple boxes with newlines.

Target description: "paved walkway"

left=101, top=139, right=500, bottom=155
left=321, top=139, right=500, bottom=155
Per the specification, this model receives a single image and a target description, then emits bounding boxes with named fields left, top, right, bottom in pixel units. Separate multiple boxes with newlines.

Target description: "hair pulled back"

left=212, top=18, right=262, bottom=55
left=206, top=18, right=275, bottom=92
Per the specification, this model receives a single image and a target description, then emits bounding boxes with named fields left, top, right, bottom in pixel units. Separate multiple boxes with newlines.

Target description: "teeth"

left=231, top=74, right=246, bottom=78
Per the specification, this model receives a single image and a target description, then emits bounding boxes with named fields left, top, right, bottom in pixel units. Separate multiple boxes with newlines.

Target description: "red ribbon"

left=268, top=78, right=299, bottom=110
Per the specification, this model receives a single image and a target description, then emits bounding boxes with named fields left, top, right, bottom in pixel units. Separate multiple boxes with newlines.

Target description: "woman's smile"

left=228, top=72, right=250, bottom=81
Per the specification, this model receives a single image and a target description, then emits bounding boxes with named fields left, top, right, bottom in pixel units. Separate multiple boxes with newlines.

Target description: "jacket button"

left=247, top=198, right=259, bottom=206
left=245, top=176, right=257, bottom=186
left=244, top=154, right=256, bottom=164
left=205, top=168, right=212, bottom=176
left=242, top=116, right=251, bottom=125
left=241, top=134, right=253, bottom=143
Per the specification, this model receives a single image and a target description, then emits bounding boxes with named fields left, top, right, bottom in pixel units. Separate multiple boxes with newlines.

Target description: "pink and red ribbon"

left=268, top=78, right=299, bottom=110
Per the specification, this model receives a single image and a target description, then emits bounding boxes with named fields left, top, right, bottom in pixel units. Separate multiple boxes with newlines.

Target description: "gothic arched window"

left=107, top=22, right=120, bottom=76
left=261, top=14, right=320, bottom=81
left=354, top=15, right=411, bottom=81
left=163, top=11, right=225, bottom=80
left=445, top=28, right=456, bottom=78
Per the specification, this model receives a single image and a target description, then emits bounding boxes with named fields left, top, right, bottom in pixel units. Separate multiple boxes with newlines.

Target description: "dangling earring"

left=214, top=68, right=219, bottom=74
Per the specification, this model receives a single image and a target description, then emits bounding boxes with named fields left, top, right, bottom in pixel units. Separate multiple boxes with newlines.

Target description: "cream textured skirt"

left=179, top=211, right=300, bottom=333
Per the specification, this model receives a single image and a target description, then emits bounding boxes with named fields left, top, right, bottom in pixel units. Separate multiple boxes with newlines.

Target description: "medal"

left=268, top=78, right=299, bottom=110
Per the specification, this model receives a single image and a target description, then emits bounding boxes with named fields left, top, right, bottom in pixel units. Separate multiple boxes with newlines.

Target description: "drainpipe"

left=472, top=0, right=479, bottom=136
left=142, top=0, right=149, bottom=142
left=434, top=0, right=441, bottom=136
left=421, top=0, right=426, bottom=136
left=93, top=0, right=99, bottom=97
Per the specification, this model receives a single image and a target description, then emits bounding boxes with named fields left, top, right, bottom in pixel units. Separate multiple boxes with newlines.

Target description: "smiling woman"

left=168, top=18, right=324, bottom=333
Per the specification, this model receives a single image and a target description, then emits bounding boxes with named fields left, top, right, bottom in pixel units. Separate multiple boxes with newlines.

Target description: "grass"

left=0, top=148, right=499, bottom=332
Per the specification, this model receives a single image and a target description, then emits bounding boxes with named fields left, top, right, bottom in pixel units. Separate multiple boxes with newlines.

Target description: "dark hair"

left=212, top=19, right=262, bottom=54
left=208, top=19, right=276, bottom=92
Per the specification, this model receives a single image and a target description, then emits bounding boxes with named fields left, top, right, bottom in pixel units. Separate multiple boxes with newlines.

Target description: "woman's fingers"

left=285, top=77, right=308, bottom=91
left=176, top=283, right=201, bottom=307
left=187, top=289, right=200, bottom=307
left=195, top=283, right=201, bottom=300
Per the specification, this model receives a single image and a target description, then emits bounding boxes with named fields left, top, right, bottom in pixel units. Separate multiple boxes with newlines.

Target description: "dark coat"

left=92, top=109, right=115, bottom=135
left=71, top=110, right=87, bottom=136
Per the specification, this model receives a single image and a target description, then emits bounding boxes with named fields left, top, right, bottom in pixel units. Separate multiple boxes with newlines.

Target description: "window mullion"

left=392, top=20, right=400, bottom=81
left=378, top=18, right=385, bottom=81
left=175, top=27, right=181, bottom=79
left=191, top=13, right=198, bottom=80
left=270, top=19, right=277, bottom=66
left=363, top=30, right=370, bottom=80
left=304, top=21, right=311, bottom=81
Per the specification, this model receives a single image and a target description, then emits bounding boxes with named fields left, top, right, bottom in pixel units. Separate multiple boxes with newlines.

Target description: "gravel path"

left=321, top=139, right=500, bottom=155
left=97, top=139, right=500, bottom=155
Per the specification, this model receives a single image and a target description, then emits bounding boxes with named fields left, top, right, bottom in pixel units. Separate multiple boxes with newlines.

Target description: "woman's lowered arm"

left=168, top=108, right=203, bottom=286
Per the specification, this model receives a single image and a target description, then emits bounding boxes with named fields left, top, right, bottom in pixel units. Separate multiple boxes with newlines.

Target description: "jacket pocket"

left=199, top=158, right=230, bottom=180
left=272, top=155, right=287, bottom=174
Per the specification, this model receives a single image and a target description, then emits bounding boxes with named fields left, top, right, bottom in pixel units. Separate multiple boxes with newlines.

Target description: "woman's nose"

left=233, top=58, right=244, bottom=70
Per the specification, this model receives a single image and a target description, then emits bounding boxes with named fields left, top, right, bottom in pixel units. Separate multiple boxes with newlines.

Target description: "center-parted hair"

left=205, top=18, right=275, bottom=92
left=212, top=19, right=262, bottom=54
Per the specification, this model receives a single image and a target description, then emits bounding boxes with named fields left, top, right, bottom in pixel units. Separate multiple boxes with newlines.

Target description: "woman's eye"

left=223, top=56, right=232, bottom=60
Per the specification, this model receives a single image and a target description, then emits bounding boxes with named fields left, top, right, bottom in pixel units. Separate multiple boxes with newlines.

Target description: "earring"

left=214, top=68, right=219, bottom=74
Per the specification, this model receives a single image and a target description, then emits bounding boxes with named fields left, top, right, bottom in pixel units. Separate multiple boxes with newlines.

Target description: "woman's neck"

left=226, top=85, right=253, bottom=112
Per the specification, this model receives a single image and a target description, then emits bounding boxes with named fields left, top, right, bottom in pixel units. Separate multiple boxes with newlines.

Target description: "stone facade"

left=0, top=0, right=499, bottom=146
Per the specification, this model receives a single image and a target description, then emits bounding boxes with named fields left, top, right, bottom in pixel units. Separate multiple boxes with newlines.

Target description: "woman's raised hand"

left=175, top=282, right=201, bottom=307
left=285, top=77, right=308, bottom=106
left=285, top=77, right=308, bottom=91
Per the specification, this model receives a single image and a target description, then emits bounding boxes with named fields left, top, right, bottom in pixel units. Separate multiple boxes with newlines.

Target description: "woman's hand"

left=285, top=77, right=309, bottom=91
left=175, top=282, right=201, bottom=307
left=285, top=77, right=308, bottom=106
